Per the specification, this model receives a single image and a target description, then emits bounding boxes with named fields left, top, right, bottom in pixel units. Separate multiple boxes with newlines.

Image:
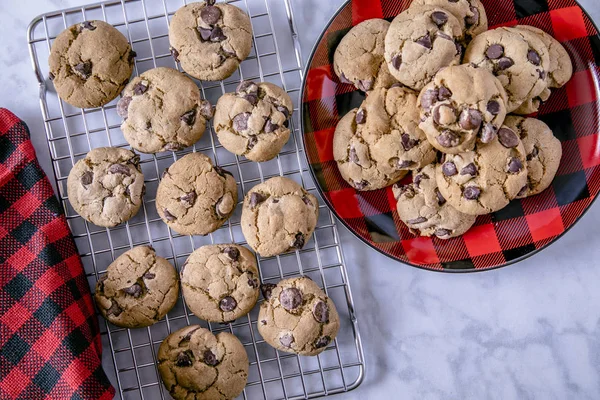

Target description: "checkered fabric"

left=301, top=0, right=600, bottom=271
left=0, top=109, right=114, bottom=399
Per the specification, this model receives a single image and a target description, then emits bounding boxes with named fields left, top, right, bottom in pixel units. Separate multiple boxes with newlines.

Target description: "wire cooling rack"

left=27, top=0, right=365, bottom=398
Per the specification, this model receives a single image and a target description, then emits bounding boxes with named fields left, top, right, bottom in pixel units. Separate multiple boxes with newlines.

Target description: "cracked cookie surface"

left=158, top=325, right=248, bottom=400
left=214, top=81, right=293, bottom=162
left=464, top=27, right=550, bottom=113
left=181, top=244, right=259, bottom=323
left=169, top=1, right=252, bottom=81
left=333, top=18, right=399, bottom=91
left=334, top=86, right=435, bottom=191
left=240, top=177, right=318, bottom=257
left=67, top=147, right=145, bottom=227
left=410, top=0, right=488, bottom=41
left=392, top=164, right=477, bottom=239
left=503, top=116, right=562, bottom=198
left=258, top=277, right=340, bottom=356
left=118, top=67, right=213, bottom=154
left=49, top=20, right=135, bottom=109
left=418, top=64, right=508, bottom=154
left=436, top=126, right=528, bottom=215
left=94, top=245, right=179, bottom=328
left=156, top=153, right=238, bottom=235
left=384, top=5, right=463, bottom=90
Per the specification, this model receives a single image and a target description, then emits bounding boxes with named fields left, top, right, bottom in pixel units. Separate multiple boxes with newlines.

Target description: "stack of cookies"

left=49, top=2, right=340, bottom=399
left=333, top=0, right=572, bottom=240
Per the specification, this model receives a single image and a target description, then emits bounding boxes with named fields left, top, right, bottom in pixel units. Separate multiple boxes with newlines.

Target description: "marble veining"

left=1, top=0, right=600, bottom=399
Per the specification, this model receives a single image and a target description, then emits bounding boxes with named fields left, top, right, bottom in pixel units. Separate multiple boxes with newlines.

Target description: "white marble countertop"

left=2, top=0, right=600, bottom=399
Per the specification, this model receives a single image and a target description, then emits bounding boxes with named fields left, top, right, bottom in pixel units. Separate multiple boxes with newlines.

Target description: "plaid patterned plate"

left=301, top=0, right=600, bottom=272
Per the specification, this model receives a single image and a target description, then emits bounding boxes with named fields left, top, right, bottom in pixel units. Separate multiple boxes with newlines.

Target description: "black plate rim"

left=299, top=0, right=600, bottom=273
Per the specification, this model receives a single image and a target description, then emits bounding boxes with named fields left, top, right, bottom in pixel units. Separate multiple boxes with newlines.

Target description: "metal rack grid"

left=27, top=0, right=365, bottom=399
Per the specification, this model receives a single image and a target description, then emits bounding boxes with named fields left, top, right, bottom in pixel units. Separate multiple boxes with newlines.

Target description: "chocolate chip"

left=180, top=192, right=196, bottom=207
left=421, top=89, right=439, bottom=110
left=354, top=180, right=369, bottom=190
left=408, top=216, right=427, bottom=224
left=280, top=333, right=294, bottom=348
left=215, top=196, right=230, bottom=218
left=74, top=61, right=92, bottom=79
left=438, top=86, right=452, bottom=101
left=436, top=130, right=459, bottom=148
left=292, top=232, right=305, bottom=249
left=463, top=186, right=481, bottom=200
left=413, top=173, right=429, bottom=187
left=277, top=105, right=290, bottom=120
left=122, top=283, right=143, bottom=298
left=527, top=49, right=541, bottom=66
left=436, top=188, right=446, bottom=205
left=400, top=185, right=416, bottom=199
left=436, top=31, right=453, bottom=41
left=459, top=109, right=482, bottom=131
left=433, top=104, right=456, bottom=126
left=441, top=162, right=457, bottom=176
left=236, top=80, right=258, bottom=95
left=416, top=34, right=432, bottom=49
left=349, top=146, right=359, bottom=164
left=398, top=160, right=415, bottom=169
left=136, top=272, right=154, bottom=284
left=261, top=283, right=276, bottom=300
left=264, top=120, right=279, bottom=133
left=280, top=287, right=303, bottom=310
left=497, top=57, right=514, bottom=70
left=391, top=54, right=402, bottom=70
left=108, top=164, right=131, bottom=175
left=223, top=246, right=240, bottom=261
left=339, top=72, right=352, bottom=84
left=247, top=135, right=258, bottom=150
left=170, top=47, right=180, bottom=62
left=233, top=112, right=251, bottom=131
left=80, top=21, right=96, bottom=31
left=438, top=152, right=446, bottom=164
left=357, top=79, right=373, bottom=92
left=486, top=44, right=504, bottom=59
left=517, top=185, right=528, bottom=197
left=219, top=296, right=237, bottom=312
left=539, top=70, right=546, bottom=80
left=249, top=192, right=266, bottom=208
left=456, top=42, right=464, bottom=57
left=302, top=195, right=313, bottom=206
left=401, top=133, right=418, bottom=151
left=201, top=5, right=221, bottom=25
left=498, top=127, right=519, bottom=148
left=435, top=228, right=451, bottom=238
left=210, top=26, right=227, bottom=42
left=81, top=171, right=93, bottom=186
left=163, top=209, right=176, bottom=221
left=107, top=301, right=122, bottom=316
left=507, top=157, right=523, bottom=173
left=180, top=109, right=196, bottom=126
left=314, top=336, right=330, bottom=349
left=117, top=96, right=132, bottom=119
left=202, top=349, right=218, bottom=366
left=527, top=146, right=539, bottom=160
left=431, top=11, right=448, bottom=26
left=460, top=163, right=478, bottom=176
left=176, top=350, right=193, bottom=367
left=465, top=6, right=479, bottom=26
left=487, top=100, right=501, bottom=115
left=480, top=123, right=497, bottom=143
left=312, top=301, right=329, bottom=323
left=243, top=93, right=258, bottom=105
left=164, top=142, right=183, bottom=151
left=198, top=27, right=212, bottom=41
left=128, top=50, right=137, bottom=64
left=355, top=108, right=366, bottom=124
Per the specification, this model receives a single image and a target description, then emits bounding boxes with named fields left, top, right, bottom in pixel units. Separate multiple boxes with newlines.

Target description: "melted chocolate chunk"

left=163, top=209, right=176, bottom=222
left=438, top=86, right=452, bottom=101
left=180, top=192, right=196, bottom=207
left=233, top=112, right=251, bottom=131
left=180, top=109, right=196, bottom=126
left=463, top=186, right=481, bottom=200
left=74, top=61, right=92, bottom=79
left=486, top=44, right=504, bottom=59
left=280, top=333, right=294, bottom=348
left=312, top=301, right=329, bottom=323
left=391, top=54, right=402, bottom=70
left=81, top=171, right=93, bottom=186
left=507, top=157, right=523, bottom=173
left=203, top=349, right=219, bottom=366
left=176, top=350, right=194, bottom=367
left=201, top=5, right=221, bottom=25
left=416, top=34, right=432, bottom=50
left=431, top=11, right=448, bottom=26
left=355, top=108, right=366, bottom=124
left=279, top=287, right=303, bottom=310
left=401, top=133, right=418, bottom=151
left=292, top=233, right=305, bottom=249
left=122, top=283, right=143, bottom=298
left=219, top=296, right=237, bottom=312
left=498, top=127, right=519, bottom=148
left=117, top=96, right=132, bottom=119
left=108, top=164, right=131, bottom=175
left=314, top=336, right=331, bottom=349
left=260, top=283, right=276, bottom=300
left=480, top=123, right=497, bottom=144
left=527, top=49, right=541, bottom=66
left=249, top=192, right=266, bottom=208
left=487, top=100, right=501, bottom=115
left=460, top=163, right=478, bottom=176
left=223, top=246, right=240, bottom=261
left=408, top=216, right=427, bottom=224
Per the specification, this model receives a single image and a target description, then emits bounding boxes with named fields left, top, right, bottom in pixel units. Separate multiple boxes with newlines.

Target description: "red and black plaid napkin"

left=0, top=109, right=114, bottom=399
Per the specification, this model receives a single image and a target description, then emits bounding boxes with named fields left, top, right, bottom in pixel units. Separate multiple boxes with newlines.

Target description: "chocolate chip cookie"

left=169, top=1, right=253, bottom=81
left=384, top=5, right=463, bottom=90
left=240, top=177, right=318, bottom=257
left=392, top=165, right=477, bottom=239
left=334, top=86, right=435, bottom=191
left=49, top=20, right=135, bottom=109
left=214, top=81, right=293, bottom=162
left=333, top=18, right=398, bottom=91
left=436, top=126, right=528, bottom=215
left=258, top=277, right=340, bottom=356
left=181, top=244, right=259, bottom=323
left=67, top=147, right=144, bottom=227
left=94, top=245, right=179, bottom=328
left=158, top=325, right=248, bottom=400
left=410, top=0, right=488, bottom=41
left=156, top=153, right=237, bottom=235
left=503, top=116, right=562, bottom=198
left=464, top=27, right=550, bottom=112
left=418, top=64, right=508, bottom=154
left=117, top=67, right=213, bottom=154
